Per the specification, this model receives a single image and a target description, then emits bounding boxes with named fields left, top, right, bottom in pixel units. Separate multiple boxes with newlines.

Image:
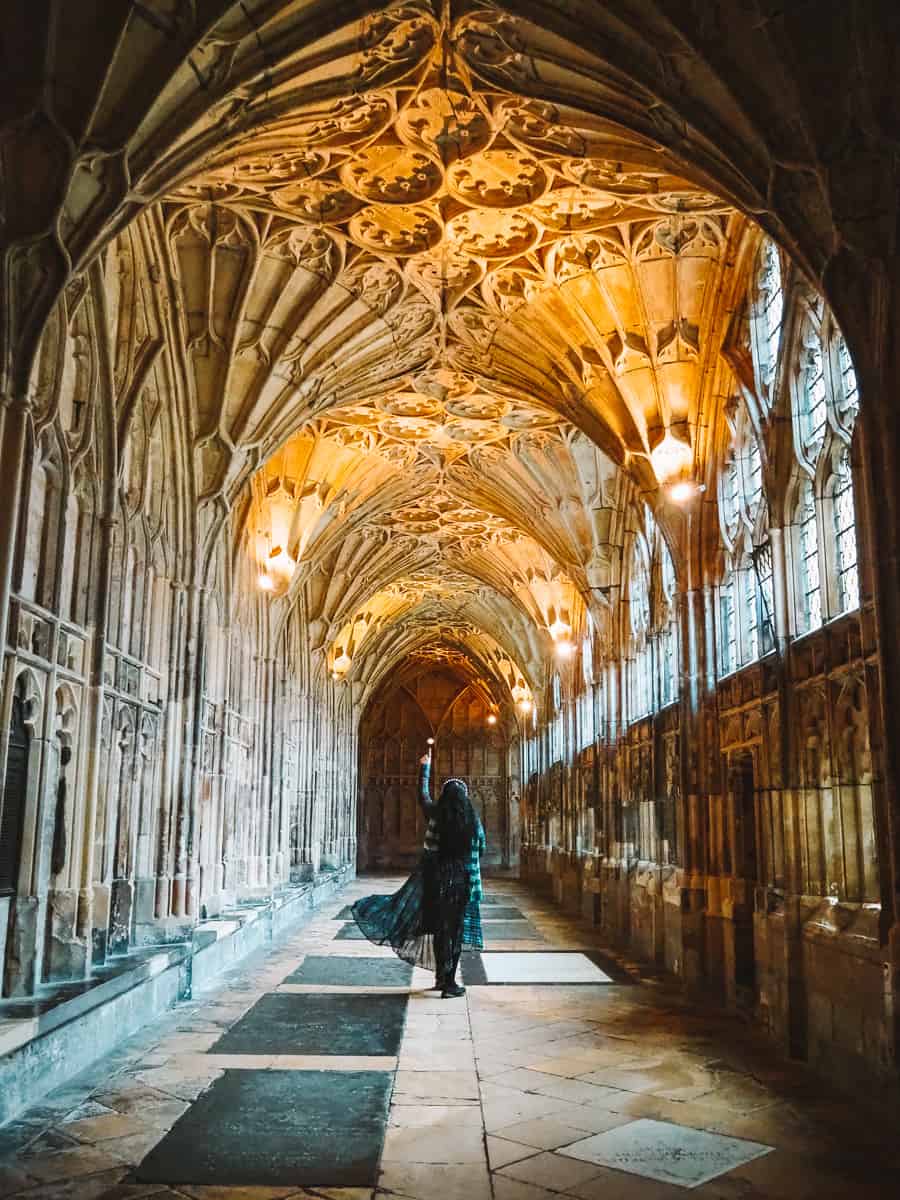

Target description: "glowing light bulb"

left=548, top=617, right=571, bottom=643
left=667, top=479, right=705, bottom=504
left=651, top=431, right=693, bottom=483
left=555, top=640, right=575, bottom=659
left=268, top=547, right=296, bottom=578
left=487, top=713, right=497, bottom=726
left=258, top=573, right=274, bottom=592
left=518, top=698, right=533, bottom=715
left=426, top=737, right=435, bottom=746
left=332, top=648, right=352, bottom=676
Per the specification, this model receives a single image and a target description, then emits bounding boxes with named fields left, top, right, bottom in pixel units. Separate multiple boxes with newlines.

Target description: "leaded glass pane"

left=837, top=336, right=860, bottom=426
left=745, top=566, right=759, bottom=663
left=758, top=240, right=783, bottom=402
left=659, top=623, right=677, bottom=706
left=661, top=539, right=676, bottom=599
left=801, top=334, right=828, bottom=454
left=756, top=540, right=775, bottom=653
left=720, top=578, right=737, bottom=674
left=834, top=448, right=859, bottom=612
left=582, top=633, right=593, bottom=686
left=745, top=438, right=763, bottom=519
left=630, top=549, right=650, bottom=636
left=798, top=479, right=822, bottom=632
left=722, top=455, right=741, bottom=536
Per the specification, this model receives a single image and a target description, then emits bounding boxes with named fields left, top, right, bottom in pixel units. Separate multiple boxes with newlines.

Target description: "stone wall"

left=0, top=237, right=359, bottom=1000
left=521, top=606, right=891, bottom=1083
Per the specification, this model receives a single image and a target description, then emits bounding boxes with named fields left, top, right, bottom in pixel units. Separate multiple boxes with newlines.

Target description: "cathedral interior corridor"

left=3, top=0, right=900, bottom=1193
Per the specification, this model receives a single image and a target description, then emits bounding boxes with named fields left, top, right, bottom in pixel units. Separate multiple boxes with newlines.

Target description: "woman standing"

left=352, top=744, right=484, bottom=998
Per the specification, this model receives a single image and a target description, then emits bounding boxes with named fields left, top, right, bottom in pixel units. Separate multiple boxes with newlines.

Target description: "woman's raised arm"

left=418, top=747, right=436, bottom=815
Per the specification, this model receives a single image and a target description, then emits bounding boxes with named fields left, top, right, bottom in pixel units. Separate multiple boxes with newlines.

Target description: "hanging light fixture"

left=548, top=615, right=571, bottom=643
left=332, top=645, right=352, bottom=677
left=651, top=430, right=705, bottom=504
left=258, top=572, right=274, bottom=592
left=268, top=544, right=297, bottom=579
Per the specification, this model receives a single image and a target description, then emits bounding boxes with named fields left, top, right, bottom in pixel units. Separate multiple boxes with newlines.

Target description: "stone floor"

left=1, top=878, right=898, bottom=1199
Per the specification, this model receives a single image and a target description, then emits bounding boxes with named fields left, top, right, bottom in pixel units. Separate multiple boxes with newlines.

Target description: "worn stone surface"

left=1, top=878, right=899, bottom=1198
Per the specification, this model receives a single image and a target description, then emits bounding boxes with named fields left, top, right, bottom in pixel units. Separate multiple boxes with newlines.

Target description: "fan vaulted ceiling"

left=124, top=0, right=747, bottom=700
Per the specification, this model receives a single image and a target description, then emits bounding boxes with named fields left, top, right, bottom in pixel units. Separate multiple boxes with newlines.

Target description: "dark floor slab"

left=334, top=922, right=368, bottom=939
left=136, top=1068, right=391, bottom=1187
left=285, top=955, right=413, bottom=987
left=211, top=992, right=407, bottom=1055
left=482, top=921, right=544, bottom=941
left=479, top=906, right=525, bottom=920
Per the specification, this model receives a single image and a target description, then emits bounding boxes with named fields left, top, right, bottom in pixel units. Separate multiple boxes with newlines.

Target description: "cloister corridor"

left=0, top=878, right=896, bottom=1200
left=6, top=2, right=900, bottom=1194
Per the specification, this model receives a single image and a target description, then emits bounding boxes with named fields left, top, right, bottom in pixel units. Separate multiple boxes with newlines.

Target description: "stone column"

left=673, top=576, right=713, bottom=987
left=155, top=586, right=188, bottom=919
left=171, top=584, right=203, bottom=922
left=852, top=304, right=900, bottom=1071
left=0, top=395, right=28, bottom=666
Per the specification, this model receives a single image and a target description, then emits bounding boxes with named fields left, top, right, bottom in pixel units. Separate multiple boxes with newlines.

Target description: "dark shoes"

left=441, top=980, right=466, bottom=998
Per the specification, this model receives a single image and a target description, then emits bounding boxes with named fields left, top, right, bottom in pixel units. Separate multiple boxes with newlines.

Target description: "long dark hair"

left=435, top=777, right=478, bottom=859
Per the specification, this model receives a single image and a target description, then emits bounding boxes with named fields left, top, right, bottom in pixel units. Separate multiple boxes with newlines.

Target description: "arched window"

left=787, top=308, right=860, bottom=631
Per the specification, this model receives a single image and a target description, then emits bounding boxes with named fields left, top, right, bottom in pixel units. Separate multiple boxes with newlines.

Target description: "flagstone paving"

left=0, top=878, right=898, bottom=1198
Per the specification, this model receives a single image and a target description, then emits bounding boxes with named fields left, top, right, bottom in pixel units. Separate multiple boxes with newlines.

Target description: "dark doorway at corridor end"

left=357, top=664, right=520, bottom=874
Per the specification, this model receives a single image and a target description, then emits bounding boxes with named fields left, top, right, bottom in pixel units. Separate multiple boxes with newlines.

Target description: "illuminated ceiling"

left=141, top=0, right=747, bottom=701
